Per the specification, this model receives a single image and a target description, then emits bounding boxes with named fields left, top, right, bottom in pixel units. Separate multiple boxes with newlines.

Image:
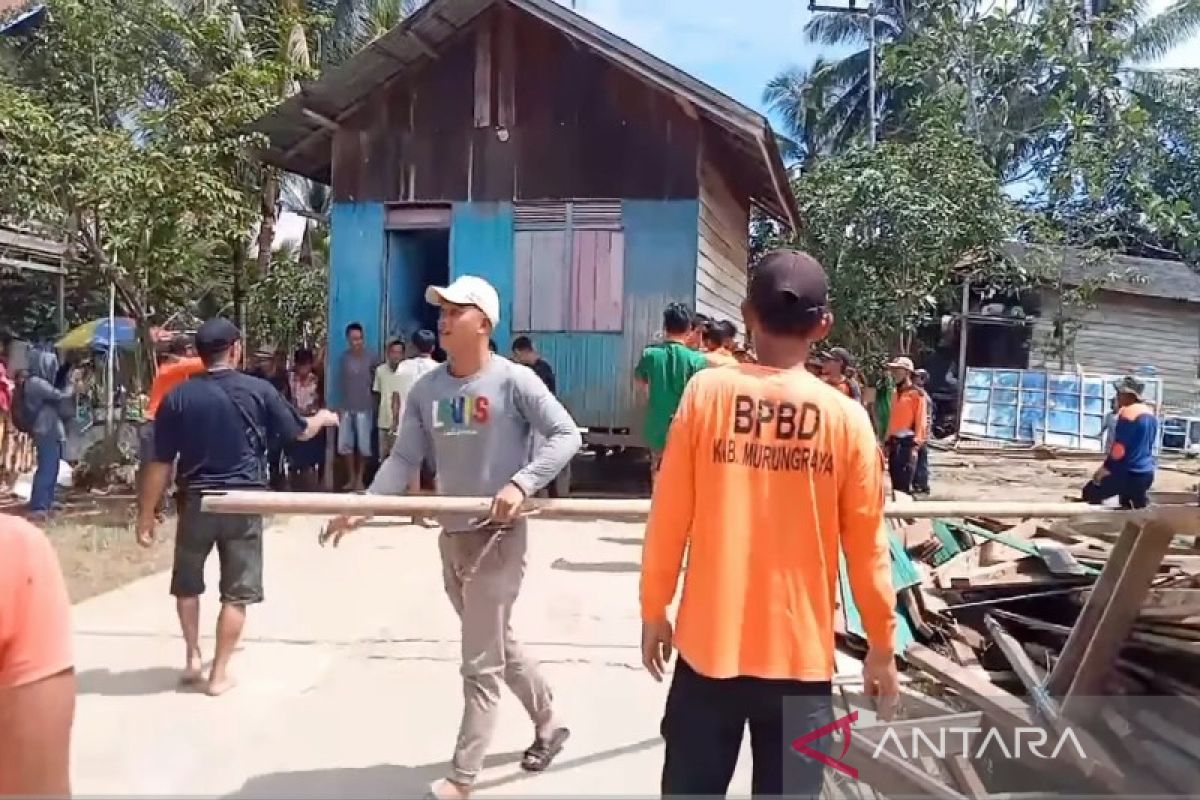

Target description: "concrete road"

left=70, top=515, right=874, bottom=797
left=71, top=517, right=767, bottom=797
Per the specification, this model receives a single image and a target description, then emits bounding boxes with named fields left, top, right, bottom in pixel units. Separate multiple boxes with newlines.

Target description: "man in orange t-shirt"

left=883, top=356, right=928, bottom=495
left=0, top=514, right=75, bottom=797
left=639, top=249, right=899, bottom=797
left=139, top=337, right=205, bottom=517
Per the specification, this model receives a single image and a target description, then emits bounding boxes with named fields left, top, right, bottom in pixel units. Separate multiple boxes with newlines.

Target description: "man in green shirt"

left=635, top=303, right=709, bottom=481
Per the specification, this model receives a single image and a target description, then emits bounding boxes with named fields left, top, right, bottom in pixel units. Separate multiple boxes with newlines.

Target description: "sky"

left=276, top=0, right=1200, bottom=246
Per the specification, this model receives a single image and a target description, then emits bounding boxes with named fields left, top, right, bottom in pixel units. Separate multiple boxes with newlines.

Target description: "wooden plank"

left=843, top=730, right=967, bottom=800
left=1046, top=520, right=1140, bottom=695
left=529, top=230, right=568, bottom=331
left=570, top=229, right=598, bottom=331
left=513, top=230, right=534, bottom=331
left=943, top=755, right=988, bottom=799
left=1057, top=519, right=1177, bottom=711
left=496, top=2, right=516, bottom=129
left=904, top=645, right=1033, bottom=730
left=472, top=23, right=493, bottom=128
left=595, top=231, right=623, bottom=332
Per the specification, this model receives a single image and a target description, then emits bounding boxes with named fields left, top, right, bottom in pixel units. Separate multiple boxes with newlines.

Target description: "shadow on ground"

left=550, top=558, right=639, bottom=574
left=76, top=666, right=192, bottom=696
left=225, top=739, right=661, bottom=798
left=599, top=536, right=642, bottom=547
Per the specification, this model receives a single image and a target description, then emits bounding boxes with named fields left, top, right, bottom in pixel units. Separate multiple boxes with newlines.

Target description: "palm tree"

left=768, top=0, right=1200, bottom=164
left=762, top=57, right=838, bottom=165
left=324, top=0, right=426, bottom=65
left=281, top=174, right=330, bottom=268
left=764, top=0, right=920, bottom=155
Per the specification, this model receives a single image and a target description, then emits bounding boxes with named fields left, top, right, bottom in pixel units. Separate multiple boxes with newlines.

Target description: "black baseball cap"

left=826, top=346, right=855, bottom=368
left=194, top=318, right=242, bottom=357
left=748, top=249, right=829, bottom=335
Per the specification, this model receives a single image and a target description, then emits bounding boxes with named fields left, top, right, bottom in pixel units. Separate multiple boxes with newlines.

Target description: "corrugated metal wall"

left=523, top=200, right=700, bottom=435
left=1031, top=289, right=1200, bottom=412
left=327, top=201, right=387, bottom=408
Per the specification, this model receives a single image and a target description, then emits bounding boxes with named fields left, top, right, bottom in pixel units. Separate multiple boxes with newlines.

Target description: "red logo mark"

left=791, top=710, right=859, bottom=780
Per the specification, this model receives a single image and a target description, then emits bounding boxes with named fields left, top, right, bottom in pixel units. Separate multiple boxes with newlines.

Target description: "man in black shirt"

left=135, top=318, right=337, bottom=696
left=512, top=336, right=557, bottom=395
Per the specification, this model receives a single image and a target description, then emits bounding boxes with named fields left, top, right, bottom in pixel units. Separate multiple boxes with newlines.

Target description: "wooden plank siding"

left=329, top=8, right=700, bottom=205
left=1030, top=289, right=1200, bottom=411
left=695, top=150, right=751, bottom=332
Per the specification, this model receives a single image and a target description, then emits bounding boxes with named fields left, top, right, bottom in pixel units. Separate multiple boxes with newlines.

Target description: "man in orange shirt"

left=883, top=356, right=927, bottom=495
left=822, top=346, right=862, bottom=402
left=0, top=514, right=75, bottom=797
left=640, top=249, right=899, bottom=797
left=139, top=337, right=205, bottom=518
left=702, top=320, right=740, bottom=367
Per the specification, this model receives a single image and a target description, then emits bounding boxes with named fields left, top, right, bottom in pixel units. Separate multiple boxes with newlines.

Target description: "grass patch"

left=42, top=504, right=175, bottom=602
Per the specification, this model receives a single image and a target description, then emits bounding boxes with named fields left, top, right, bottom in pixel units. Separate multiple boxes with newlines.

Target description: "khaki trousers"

left=439, top=526, right=555, bottom=785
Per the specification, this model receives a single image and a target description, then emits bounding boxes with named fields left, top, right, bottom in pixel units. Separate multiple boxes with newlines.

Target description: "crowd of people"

left=0, top=249, right=1162, bottom=799
left=632, top=301, right=936, bottom=496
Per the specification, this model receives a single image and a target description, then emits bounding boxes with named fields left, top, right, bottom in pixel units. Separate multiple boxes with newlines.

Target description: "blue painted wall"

left=450, top=202, right=516, bottom=352
left=328, top=198, right=701, bottom=441
left=521, top=200, right=699, bottom=434
left=327, top=201, right=386, bottom=409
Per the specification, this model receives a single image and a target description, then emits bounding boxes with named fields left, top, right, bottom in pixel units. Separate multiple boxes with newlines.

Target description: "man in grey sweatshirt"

left=324, top=276, right=581, bottom=800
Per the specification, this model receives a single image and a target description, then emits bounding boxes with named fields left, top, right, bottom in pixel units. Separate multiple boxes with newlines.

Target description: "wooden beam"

left=904, top=645, right=1033, bottom=731
left=1051, top=519, right=1177, bottom=708
left=301, top=107, right=340, bottom=131
left=409, top=31, right=440, bottom=59
left=844, top=730, right=968, bottom=800
left=984, top=616, right=1127, bottom=792
left=200, top=491, right=1200, bottom=522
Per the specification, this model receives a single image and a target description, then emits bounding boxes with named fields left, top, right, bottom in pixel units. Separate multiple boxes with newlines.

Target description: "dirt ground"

left=1, top=492, right=173, bottom=602
left=928, top=449, right=1199, bottom=502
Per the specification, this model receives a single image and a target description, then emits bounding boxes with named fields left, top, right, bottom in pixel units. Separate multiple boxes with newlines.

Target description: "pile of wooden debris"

left=835, top=504, right=1200, bottom=799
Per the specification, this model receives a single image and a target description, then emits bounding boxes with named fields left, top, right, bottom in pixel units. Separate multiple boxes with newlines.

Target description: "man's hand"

left=313, top=409, right=340, bottom=428
left=319, top=514, right=372, bottom=547
left=135, top=515, right=157, bottom=548
left=863, top=648, right=900, bottom=721
left=489, top=482, right=526, bottom=523
left=641, top=619, right=674, bottom=682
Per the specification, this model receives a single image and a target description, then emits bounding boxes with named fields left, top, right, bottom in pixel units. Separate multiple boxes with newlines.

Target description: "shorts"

left=288, top=431, right=325, bottom=471
left=338, top=411, right=373, bottom=456
left=170, top=493, right=264, bottom=604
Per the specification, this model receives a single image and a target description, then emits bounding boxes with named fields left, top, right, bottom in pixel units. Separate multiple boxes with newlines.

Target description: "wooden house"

left=1021, top=246, right=1200, bottom=412
left=252, top=0, right=797, bottom=447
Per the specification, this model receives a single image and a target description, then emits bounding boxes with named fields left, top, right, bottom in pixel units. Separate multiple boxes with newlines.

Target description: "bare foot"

left=427, top=778, right=470, bottom=800
left=205, top=674, right=238, bottom=696
left=180, top=653, right=204, bottom=686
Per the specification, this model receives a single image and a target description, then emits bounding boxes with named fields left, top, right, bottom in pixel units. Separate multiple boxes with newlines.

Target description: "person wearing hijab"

left=20, top=352, right=76, bottom=518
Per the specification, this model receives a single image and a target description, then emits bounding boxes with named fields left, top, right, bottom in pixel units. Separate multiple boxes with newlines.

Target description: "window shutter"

left=514, top=202, right=569, bottom=231
left=571, top=201, right=623, bottom=230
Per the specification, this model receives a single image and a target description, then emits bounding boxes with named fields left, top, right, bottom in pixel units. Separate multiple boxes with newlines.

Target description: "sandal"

left=520, top=727, right=570, bottom=773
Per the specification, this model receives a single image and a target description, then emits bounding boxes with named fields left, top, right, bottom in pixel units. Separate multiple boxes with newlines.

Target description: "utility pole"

left=809, top=0, right=877, bottom=147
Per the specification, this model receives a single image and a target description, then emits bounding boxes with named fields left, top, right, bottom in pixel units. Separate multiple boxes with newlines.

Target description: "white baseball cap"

left=425, top=276, right=501, bottom=327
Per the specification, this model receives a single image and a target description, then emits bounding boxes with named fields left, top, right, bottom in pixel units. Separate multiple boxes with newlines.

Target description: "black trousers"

left=1082, top=470, right=1154, bottom=509
left=661, top=659, right=832, bottom=798
left=886, top=437, right=916, bottom=494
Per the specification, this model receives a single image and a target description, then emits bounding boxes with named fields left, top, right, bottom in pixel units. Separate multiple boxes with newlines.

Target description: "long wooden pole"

left=198, top=491, right=1197, bottom=523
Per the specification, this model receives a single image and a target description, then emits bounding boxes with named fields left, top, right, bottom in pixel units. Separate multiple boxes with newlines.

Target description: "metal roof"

left=252, top=0, right=798, bottom=227
left=1007, top=243, right=1200, bottom=304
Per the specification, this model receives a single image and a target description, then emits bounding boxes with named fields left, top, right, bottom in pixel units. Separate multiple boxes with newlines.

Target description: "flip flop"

left=520, top=727, right=570, bottom=773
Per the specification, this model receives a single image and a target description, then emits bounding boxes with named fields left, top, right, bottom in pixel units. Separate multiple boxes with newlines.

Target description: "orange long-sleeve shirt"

left=147, top=357, right=205, bottom=420
left=886, top=384, right=928, bottom=444
left=640, top=366, right=897, bottom=681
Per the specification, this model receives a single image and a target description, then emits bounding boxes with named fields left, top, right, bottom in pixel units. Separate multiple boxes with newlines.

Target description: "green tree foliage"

left=0, top=0, right=287, bottom=360
left=788, top=128, right=1017, bottom=366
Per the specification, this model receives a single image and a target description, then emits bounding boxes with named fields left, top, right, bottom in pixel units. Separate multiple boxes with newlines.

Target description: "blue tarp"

left=837, top=522, right=919, bottom=653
